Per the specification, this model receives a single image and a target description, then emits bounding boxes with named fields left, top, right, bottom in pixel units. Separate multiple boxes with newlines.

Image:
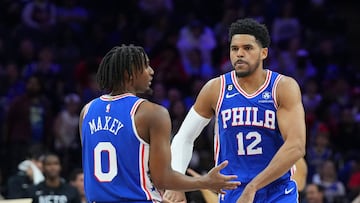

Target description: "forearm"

left=158, top=169, right=206, bottom=191
left=171, top=136, right=195, bottom=174
left=248, top=142, right=304, bottom=190
left=171, top=107, right=210, bottom=173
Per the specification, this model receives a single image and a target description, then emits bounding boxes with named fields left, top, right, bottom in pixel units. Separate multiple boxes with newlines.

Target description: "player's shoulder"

left=201, top=76, right=222, bottom=92
left=80, top=99, right=96, bottom=119
left=277, top=75, right=301, bottom=92
left=276, top=74, right=302, bottom=105
left=136, top=100, right=170, bottom=120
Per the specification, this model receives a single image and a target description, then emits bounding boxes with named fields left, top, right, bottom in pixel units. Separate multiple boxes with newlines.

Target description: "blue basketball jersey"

left=82, top=94, right=162, bottom=203
left=215, top=70, right=293, bottom=202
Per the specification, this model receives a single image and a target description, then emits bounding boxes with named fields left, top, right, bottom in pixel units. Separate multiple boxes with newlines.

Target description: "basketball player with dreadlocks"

left=79, top=45, right=240, bottom=203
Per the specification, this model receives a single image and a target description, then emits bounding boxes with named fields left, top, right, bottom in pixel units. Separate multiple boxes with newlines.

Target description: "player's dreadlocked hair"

left=229, top=18, right=270, bottom=48
left=96, top=44, right=147, bottom=91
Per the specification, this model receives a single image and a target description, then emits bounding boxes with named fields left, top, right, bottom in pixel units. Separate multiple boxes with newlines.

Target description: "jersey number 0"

left=94, top=142, right=117, bottom=182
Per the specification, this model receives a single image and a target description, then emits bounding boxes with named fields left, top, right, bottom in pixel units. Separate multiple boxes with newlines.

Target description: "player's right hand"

left=201, top=160, right=241, bottom=194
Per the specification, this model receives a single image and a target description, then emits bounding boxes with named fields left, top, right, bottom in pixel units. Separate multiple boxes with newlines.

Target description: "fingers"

left=214, top=160, right=229, bottom=171
left=222, top=174, right=239, bottom=181
left=223, top=182, right=241, bottom=190
left=186, top=168, right=200, bottom=177
left=163, top=190, right=187, bottom=203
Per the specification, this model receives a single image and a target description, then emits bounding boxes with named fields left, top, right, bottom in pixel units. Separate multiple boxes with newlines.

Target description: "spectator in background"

left=177, top=19, right=217, bottom=67
left=271, top=0, right=300, bottom=49
left=306, top=123, right=333, bottom=182
left=69, top=168, right=86, bottom=203
left=302, top=78, right=322, bottom=114
left=22, top=46, right=63, bottom=103
left=28, top=153, right=81, bottom=203
left=14, top=38, right=36, bottom=69
left=312, top=160, right=346, bottom=203
left=21, top=0, right=56, bottom=30
left=6, top=144, right=45, bottom=199
left=53, top=93, right=82, bottom=177
left=304, top=183, right=328, bottom=203
left=20, top=0, right=57, bottom=44
left=182, top=47, right=215, bottom=81
left=150, top=45, right=188, bottom=87
left=5, top=75, right=53, bottom=175
left=54, top=93, right=81, bottom=152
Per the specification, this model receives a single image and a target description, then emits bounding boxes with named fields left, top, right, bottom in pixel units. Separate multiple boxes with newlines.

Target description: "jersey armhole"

left=214, top=74, right=226, bottom=115
left=82, top=100, right=94, bottom=119
left=272, top=74, right=283, bottom=109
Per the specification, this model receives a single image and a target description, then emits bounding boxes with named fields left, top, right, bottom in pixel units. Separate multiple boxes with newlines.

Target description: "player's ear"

left=261, top=47, right=268, bottom=60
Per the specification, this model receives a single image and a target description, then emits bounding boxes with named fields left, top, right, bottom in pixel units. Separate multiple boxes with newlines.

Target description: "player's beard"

left=235, top=58, right=261, bottom=78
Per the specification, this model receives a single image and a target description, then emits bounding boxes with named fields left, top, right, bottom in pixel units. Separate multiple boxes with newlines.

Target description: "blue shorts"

left=220, top=179, right=298, bottom=203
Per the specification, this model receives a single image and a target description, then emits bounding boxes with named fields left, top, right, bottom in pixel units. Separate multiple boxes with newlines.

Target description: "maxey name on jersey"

left=88, top=116, right=124, bottom=135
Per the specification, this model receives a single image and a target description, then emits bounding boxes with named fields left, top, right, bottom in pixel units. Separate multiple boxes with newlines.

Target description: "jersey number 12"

left=237, top=132, right=263, bottom=155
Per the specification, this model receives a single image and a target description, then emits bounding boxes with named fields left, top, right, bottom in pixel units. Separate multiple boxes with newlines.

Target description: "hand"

left=187, top=168, right=219, bottom=203
left=186, top=168, right=201, bottom=177
left=201, top=160, right=241, bottom=194
left=236, top=184, right=256, bottom=203
left=163, top=190, right=187, bottom=203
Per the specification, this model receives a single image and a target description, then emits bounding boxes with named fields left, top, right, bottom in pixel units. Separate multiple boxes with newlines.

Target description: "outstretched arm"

left=237, top=76, right=306, bottom=203
left=164, top=78, right=221, bottom=202
left=138, top=101, right=239, bottom=192
left=171, top=77, right=221, bottom=173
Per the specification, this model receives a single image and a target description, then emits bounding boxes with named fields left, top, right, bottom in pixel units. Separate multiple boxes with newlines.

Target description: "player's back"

left=81, top=94, right=162, bottom=202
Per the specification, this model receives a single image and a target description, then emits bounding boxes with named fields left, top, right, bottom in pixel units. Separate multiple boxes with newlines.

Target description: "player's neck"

left=110, top=86, right=136, bottom=96
left=236, top=69, right=267, bottom=93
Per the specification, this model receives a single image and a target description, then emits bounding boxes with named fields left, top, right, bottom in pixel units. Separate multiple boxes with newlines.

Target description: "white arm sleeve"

left=171, top=107, right=211, bottom=173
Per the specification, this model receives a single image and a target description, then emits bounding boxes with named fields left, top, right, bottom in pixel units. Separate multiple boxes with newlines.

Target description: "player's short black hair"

left=228, top=18, right=270, bottom=48
left=96, top=44, right=147, bottom=92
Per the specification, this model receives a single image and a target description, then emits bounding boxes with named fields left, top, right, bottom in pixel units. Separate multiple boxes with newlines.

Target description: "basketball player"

left=79, top=45, right=240, bottom=203
left=164, top=18, right=306, bottom=203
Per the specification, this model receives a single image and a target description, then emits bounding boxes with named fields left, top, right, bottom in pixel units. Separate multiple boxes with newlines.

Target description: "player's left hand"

left=163, top=190, right=187, bottom=203
left=236, top=184, right=256, bottom=203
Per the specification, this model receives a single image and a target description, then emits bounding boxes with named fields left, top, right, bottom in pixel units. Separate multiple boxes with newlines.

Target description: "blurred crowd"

left=0, top=0, right=359, bottom=202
